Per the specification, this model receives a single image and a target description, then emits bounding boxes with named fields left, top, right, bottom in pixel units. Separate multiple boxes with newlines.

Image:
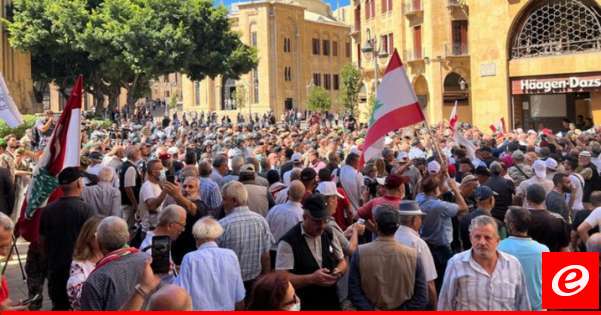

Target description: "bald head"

left=288, top=180, right=306, bottom=202
left=148, top=284, right=192, bottom=311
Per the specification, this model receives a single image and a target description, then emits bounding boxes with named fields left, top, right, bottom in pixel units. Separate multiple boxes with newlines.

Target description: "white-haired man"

left=82, top=167, right=122, bottom=217
left=438, top=215, right=530, bottom=310
left=218, top=181, right=273, bottom=298
left=176, top=217, right=245, bottom=310
left=80, top=217, right=148, bottom=310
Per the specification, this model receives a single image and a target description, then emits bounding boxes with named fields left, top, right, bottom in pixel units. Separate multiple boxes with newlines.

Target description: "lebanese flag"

left=23, top=76, right=83, bottom=219
left=489, top=117, right=506, bottom=134
left=449, top=100, right=458, bottom=130
left=361, top=50, right=425, bottom=165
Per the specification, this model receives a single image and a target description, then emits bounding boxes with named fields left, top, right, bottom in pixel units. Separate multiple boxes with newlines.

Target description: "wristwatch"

left=134, top=284, right=150, bottom=298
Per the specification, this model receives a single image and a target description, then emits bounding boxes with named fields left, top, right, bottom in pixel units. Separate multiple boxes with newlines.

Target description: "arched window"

left=443, top=72, right=468, bottom=103
left=511, top=0, right=601, bottom=59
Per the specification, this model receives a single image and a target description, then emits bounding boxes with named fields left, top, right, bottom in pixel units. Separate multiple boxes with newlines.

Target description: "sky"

left=217, top=0, right=350, bottom=11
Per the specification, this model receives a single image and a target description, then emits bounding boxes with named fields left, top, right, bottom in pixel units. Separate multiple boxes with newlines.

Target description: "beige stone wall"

left=355, top=0, right=472, bottom=124
left=0, top=0, right=35, bottom=113
left=183, top=0, right=351, bottom=118
left=468, top=0, right=601, bottom=130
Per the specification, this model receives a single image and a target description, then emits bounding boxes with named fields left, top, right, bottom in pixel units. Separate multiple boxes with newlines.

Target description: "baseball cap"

left=316, top=181, right=344, bottom=198
left=580, top=151, right=592, bottom=158
left=240, top=163, right=256, bottom=173
left=475, top=186, right=497, bottom=201
left=303, top=193, right=329, bottom=220
left=427, top=160, right=441, bottom=174
left=533, top=160, right=546, bottom=178
left=167, top=147, right=179, bottom=155
left=291, top=153, right=303, bottom=163
left=158, top=152, right=172, bottom=160
left=398, top=200, right=425, bottom=216
left=384, top=174, right=405, bottom=189
left=58, top=167, right=84, bottom=185
left=460, top=174, right=478, bottom=185
left=545, top=158, right=558, bottom=171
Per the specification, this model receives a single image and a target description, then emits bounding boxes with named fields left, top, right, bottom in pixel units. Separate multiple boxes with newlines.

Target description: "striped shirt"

left=218, top=206, right=274, bottom=281
left=438, top=249, right=531, bottom=311
left=200, top=177, right=223, bottom=210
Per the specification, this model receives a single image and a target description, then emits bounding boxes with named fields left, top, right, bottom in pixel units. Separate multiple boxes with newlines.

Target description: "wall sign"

left=512, top=73, right=601, bottom=95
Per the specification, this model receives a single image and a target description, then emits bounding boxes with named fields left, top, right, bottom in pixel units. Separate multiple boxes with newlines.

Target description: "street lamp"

left=361, top=28, right=389, bottom=93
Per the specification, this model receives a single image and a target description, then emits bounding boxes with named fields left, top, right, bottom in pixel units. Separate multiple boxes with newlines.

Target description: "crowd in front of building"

left=0, top=108, right=601, bottom=311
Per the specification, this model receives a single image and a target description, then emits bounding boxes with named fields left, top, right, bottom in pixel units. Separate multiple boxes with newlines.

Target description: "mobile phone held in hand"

left=150, top=235, right=171, bottom=274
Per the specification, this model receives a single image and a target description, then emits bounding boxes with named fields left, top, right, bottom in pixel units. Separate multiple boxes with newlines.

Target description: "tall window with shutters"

left=323, top=40, right=330, bottom=56
left=324, top=74, right=331, bottom=90
left=333, top=41, right=338, bottom=56
left=312, top=38, right=320, bottom=55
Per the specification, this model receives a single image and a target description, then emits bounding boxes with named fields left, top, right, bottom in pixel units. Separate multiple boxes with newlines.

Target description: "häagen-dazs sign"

left=512, top=74, right=601, bottom=95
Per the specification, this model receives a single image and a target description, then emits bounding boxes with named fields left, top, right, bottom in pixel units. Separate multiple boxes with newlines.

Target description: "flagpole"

left=422, top=111, right=446, bottom=167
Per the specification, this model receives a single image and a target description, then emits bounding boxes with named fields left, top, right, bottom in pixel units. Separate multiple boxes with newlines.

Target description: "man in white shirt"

left=438, top=215, right=530, bottom=310
left=563, top=157, right=585, bottom=213
left=139, top=160, right=168, bottom=231
left=394, top=200, right=438, bottom=309
left=516, top=160, right=553, bottom=207
left=339, top=153, right=364, bottom=213
left=577, top=191, right=601, bottom=243
left=266, top=180, right=305, bottom=265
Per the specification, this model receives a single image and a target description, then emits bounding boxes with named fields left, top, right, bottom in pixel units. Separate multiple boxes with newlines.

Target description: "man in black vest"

left=120, top=145, right=143, bottom=229
left=275, top=193, right=347, bottom=310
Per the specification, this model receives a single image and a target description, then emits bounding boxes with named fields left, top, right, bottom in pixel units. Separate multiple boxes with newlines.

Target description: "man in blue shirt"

left=417, top=175, right=468, bottom=291
left=498, top=206, right=548, bottom=311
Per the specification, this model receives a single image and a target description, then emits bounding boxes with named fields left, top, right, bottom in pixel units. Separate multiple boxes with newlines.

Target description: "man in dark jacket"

left=275, top=193, right=347, bottom=310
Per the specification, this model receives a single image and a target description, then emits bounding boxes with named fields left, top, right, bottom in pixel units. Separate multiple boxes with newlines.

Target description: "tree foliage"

left=307, top=86, right=331, bottom=112
left=340, top=63, right=361, bottom=117
left=5, top=0, right=258, bottom=110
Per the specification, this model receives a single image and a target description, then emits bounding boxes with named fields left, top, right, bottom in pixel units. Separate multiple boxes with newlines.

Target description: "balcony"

left=404, top=1, right=423, bottom=17
left=403, top=49, right=425, bottom=62
left=445, top=42, right=469, bottom=57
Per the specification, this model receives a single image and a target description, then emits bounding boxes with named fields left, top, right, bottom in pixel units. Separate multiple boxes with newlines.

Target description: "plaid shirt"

left=218, top=206, right=274, bottom=281
left=200, top=177, right=223, bottom=210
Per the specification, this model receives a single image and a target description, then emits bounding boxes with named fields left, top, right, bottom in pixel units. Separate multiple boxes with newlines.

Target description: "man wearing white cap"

left=394, top=201, right=438, bottom=309
left=282, top=153, right=303, bottom=186
left=516, top=160, right=553, bottom=207
left=544, top=158, right=558, bottom=181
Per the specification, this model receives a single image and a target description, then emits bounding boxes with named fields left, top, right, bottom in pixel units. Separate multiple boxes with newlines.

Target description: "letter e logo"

left=543, top=252, right=599, bottom=309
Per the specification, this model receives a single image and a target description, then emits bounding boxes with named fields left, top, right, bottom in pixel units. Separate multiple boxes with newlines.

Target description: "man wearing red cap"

left=356, top=174, right=406, bottom=222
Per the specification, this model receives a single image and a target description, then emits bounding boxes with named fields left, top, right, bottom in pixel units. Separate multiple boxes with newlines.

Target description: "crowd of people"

left=0, top=107, right=601, bottom=311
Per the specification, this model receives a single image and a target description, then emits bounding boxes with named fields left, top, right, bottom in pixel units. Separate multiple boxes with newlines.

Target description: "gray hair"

left=373, top=204, right=398, bottom=220
left=230, top=156, right=245, bottom=173
left=587, top=233, right=601, bottom=253
left=289, top=168, right=302, bottom=181
left=222, top=181, right=248, bottom=205
left=468, top=215, right=499, bottom=238
left=158, top=205, right=186, bottom=227
left=96, top=216, right=129, bottom=252
left=0, top=212, right=14, bottom=232
left=192, top=217, right=224, bottom=241
left=98, top=167, right=114, bottom=183
left=288, top=180, right=305, bottom=202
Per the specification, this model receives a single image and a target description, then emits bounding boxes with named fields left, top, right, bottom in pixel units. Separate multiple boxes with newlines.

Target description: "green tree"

left=307, top=86, right=331, bottom=112
left=340, top=63, right=361, bottom=117
left=5, top=0, right=258, bottom=112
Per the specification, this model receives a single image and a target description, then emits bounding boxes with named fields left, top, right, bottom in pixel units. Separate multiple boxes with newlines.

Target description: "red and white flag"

left=449, top=100, right=458, bottom=130
left=361, top=49, right=425, bottom=165
left=489, top=117, right=506, bottom=134
left=24, top=76, right=83, bottom=218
